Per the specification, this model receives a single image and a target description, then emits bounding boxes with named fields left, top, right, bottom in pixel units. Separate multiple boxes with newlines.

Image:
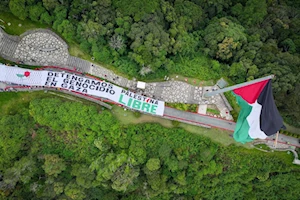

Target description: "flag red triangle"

left=233, top=80, right=269, bottom=104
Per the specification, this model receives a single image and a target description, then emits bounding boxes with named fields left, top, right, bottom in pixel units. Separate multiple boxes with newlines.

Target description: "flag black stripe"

left=258, top=80, right=284, bottom=136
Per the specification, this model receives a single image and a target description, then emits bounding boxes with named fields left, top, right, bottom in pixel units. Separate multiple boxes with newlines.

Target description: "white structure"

left=197, top=105, right=207, bottom=114
left=137, top=81, right=146, bottom=89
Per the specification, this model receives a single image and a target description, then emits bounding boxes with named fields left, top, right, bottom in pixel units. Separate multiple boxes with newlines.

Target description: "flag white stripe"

left=247, top=101, right=268, bottom=139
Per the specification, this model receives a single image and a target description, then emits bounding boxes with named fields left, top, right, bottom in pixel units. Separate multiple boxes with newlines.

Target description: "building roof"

left=217, top=78, right=228, bottom=89
left=137, top=81, right=146, bottom=89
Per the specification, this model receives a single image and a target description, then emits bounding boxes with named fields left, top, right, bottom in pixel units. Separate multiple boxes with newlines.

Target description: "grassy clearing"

left=47, top=91, right=83, bottom=103
left=145, top=74, right=215, bottom=86
left=169, top=74, right=215, bottom=86
left=0, top=12, right=48, bottom=35
left=68, top=42, right=90, bottom=60
left=111, top=105, right=174, bottom=128
left=0, top=90, right=110, bottom=116
left=207, top=108, right=220, bottom=115
left=0, top=91, right=52, bottom=115
left=165, top=102, right=198, bottom=112
left=178, top=122, right=252, bottom=148
left=254, top=144, right=271, bottom=151
left=111, top=104, right=250, bottom=147
left=240, top=148, right=297, bottom=167
left=274, top=151, right=298, bottom=167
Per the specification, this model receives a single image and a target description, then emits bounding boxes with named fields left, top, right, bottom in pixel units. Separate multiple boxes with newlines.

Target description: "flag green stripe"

left=233, top=93, right=253, bottom=143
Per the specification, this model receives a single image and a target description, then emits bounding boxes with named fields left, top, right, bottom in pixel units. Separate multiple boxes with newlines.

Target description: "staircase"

left=66, top=56, right=90, bottom=72
left=0, top=31, right=19, bottom=60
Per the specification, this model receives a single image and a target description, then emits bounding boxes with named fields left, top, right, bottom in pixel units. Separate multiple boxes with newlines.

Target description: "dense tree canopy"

left=0, top=97, right=299, bottom=199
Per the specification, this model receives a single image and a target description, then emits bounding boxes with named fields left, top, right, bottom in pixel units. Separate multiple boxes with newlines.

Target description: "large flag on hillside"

left=233, top=79, right=284, bottom=143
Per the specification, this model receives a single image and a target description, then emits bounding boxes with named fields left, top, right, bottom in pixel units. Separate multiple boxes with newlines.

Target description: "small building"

left=137, top=81, right=146, bottom=89
left=217, top=78, right=228, bottom=89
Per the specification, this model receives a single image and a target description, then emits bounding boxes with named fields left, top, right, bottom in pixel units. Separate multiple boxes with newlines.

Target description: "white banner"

left=0, top=64, right=165, bottom=116
left=0, top=64, right=48, bottom=85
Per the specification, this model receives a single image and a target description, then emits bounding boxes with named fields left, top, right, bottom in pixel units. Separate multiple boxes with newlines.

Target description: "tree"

left=40, top=11, right=54, bottom=25
left=127, top=21, right=171, bottom=71
left=53, top=182, right=65, bottom=195
left=202, top=17, right=247, bottom=61
left=42, top=154, right=66, bottom=177
left=111, top=165, right=140, bottom=192
left=280, top=38, right=296, bottom=53
left=217, top=37, right=239, bottom=60
left=64, top=180, right=87, bottom=200
left=172, top=32, right=200, bottom=56
left=71, top=164, right=97, bottom=189
left=0, top=112, right=33, bottom=171
left=93, top=47, right=112, bottom=63
left=232, top=0, right=268, bottom=26
left=79, top=20, right=107, bottom=41
left=174, top=0, right=204, bottom=30
left=52, top=6, right=67, bottom=30
left=109, top=35, right=124, bottom=50
left=42, top=0, right=60, bottom=11
left=0, top=0, right=9, bottom=12
left=146, top=158, right=161, bottom=171
left=57, top=20, right=76, bottom=42
left=29, top=3, right=46, bottom=22
left=2, top=156, right=37, bottom=190
left=278, top=78, right=300, bottom=127
left=9, top=0, right=28, bottom=20
left=113, top=0, right=160, bottom=22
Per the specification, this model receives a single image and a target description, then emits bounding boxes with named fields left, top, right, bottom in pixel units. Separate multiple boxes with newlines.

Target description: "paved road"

left=267, top=133, right=300, bottom=148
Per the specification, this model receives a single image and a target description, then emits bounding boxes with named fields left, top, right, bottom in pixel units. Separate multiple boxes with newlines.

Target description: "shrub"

left=166, top=103, right=197, bottom=112
left=133, top=111, right=141, bottom=118
left=172, top=120, right=180, bottom=127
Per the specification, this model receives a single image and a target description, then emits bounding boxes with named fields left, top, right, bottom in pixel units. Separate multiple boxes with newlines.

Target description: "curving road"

left=164, top=107, right=235, bottom=131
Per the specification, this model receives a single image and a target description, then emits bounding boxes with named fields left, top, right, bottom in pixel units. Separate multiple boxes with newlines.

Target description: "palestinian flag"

left=233, top=79, right=284, bottom=143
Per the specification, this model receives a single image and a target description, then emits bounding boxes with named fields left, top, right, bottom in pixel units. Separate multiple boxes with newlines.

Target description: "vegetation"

left=207, top=108, right=220, bottom=115
left=0, top=11, right=49, bottom=35
left=254, top=144, right=271, bottom=151
left=0, top=56, right=43, bottom=69
left=165, top=102, right=198, bottom=112
left=0, top=92, right=299, bottom=199
left=281, top=130, right=300, bottom=139
left=224, top=91, right=240, bottom=121
left=0, top=1, right=300, bottom=198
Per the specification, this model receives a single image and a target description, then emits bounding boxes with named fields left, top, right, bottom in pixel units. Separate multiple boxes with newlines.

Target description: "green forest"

left=1, top=0, right=300, bottom=127
left=0, top=93, right=299, bottom=199
left=1, top=0, right=300, bottom=199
